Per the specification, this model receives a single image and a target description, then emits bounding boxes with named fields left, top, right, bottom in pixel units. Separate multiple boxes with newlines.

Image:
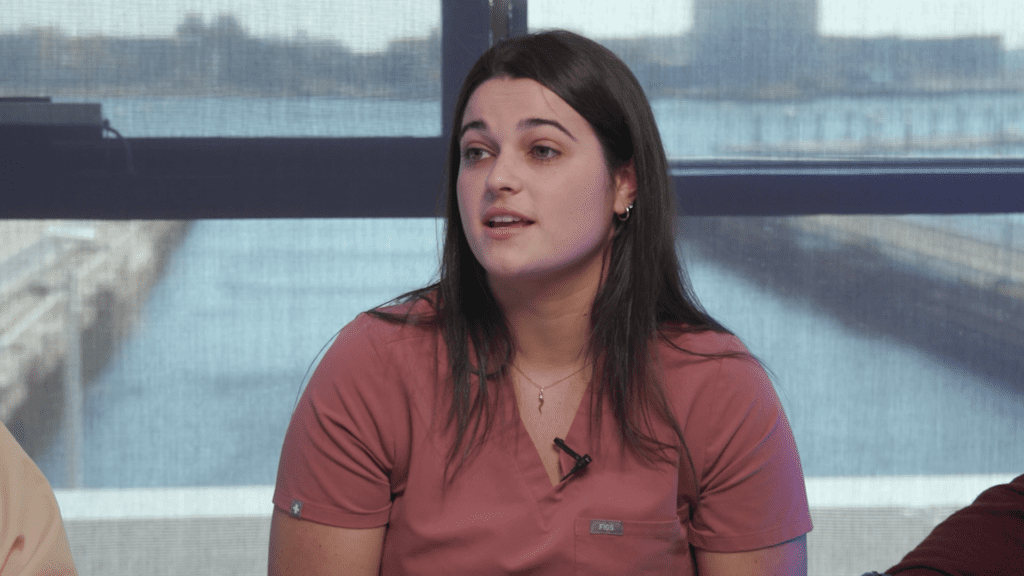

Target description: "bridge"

left=0, top=221, right=188, bottom=476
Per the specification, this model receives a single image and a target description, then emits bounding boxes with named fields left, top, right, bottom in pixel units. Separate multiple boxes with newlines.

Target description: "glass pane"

left=4, top=214, right=1022, bottom=572
left=680, top=213, right=1024, bottom=476
left=1, top=219, right=441, bottom=574
left=7, top=216, right=1022, bottom=480
left=2, top=219, right=440, bottom=488
left=0, top=1, right=441, bottom=136
left=529, top=0, right=1024, bottom=159
left=679, top=212, right=1024, bottom=572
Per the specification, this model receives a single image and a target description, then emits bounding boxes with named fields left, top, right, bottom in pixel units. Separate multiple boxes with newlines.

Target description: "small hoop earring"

left=616, top=202, right=633, bottom=222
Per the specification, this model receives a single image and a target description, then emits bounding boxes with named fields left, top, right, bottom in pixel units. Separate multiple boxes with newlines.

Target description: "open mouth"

left=487, top=215, right=533, bottom=228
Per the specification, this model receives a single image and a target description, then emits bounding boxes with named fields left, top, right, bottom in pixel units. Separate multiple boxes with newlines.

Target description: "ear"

left=612, top=160, right=637, bottom=216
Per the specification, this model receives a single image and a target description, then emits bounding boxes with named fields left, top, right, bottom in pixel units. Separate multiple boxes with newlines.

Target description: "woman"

left=270, top=30, right=811, bottom=575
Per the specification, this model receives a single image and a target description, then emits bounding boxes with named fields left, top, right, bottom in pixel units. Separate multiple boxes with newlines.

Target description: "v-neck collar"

left=513, top=389, right=594, bottom=502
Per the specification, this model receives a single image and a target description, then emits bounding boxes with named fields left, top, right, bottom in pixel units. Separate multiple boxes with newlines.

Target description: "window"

left=1, top=0, right=441, bottom=137
left=2, top=2, right=1022, bottom=575
left=531, top=0, right=1024, bottom=160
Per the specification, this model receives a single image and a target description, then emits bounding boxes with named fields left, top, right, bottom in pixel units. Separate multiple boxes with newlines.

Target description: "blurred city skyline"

left=2, top=0, right=1021, bottom=52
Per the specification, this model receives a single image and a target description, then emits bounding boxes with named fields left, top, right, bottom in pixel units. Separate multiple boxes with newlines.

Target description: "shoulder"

left=275, top=307, right=435, bottom=530
left=659, top=326, right=749, bottom=358
left=657, top=327, right=769, bottom=399
left=658, top=330, right=811, bottom=552
left=304, top=297, right=442, bottom=413
left=656, top=326, right=788, bottom=474
left=328, top=298, right=440, bottom=362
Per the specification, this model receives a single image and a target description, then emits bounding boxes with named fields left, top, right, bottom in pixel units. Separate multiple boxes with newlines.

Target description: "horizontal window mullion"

left=5, top=137, right=1022, bottom=217
left=674, top=160, right=1024, bottom=216
left=3, top=136, right=449, bottom=219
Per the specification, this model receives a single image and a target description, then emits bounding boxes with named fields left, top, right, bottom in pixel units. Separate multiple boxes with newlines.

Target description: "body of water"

left=33, top=218, right=1024, bottom=488
left=64, top=92, right=1024, bottom=158
left=89, top=97, right=442, bottom=138
left=653, top=91, right=1024, bottom=158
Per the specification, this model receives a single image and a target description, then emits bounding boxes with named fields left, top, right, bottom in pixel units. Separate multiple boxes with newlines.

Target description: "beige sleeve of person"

left=0, top=422, right=77, bottom=576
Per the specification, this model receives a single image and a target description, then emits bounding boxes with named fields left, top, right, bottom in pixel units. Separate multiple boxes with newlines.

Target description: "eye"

left=461, top=147, right=491, bottom=163
left=531, top=145, right=559, bottom=160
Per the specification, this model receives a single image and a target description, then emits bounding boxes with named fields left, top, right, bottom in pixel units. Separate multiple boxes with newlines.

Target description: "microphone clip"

left=554, top=437, right=592, bottom=481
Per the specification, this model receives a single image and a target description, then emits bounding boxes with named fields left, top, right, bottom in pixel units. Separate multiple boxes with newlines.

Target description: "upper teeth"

left=491, top=216, right=521, bottom=223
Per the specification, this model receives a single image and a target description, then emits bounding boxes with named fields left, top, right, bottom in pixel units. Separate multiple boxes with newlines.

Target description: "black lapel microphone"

left=554, top=437, right=592, bottom=481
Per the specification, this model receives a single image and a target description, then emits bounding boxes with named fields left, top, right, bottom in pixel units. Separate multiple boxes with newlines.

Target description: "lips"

left=488, top=215, right=527, bottom=228
left=483, top=209, right=534, bottom=228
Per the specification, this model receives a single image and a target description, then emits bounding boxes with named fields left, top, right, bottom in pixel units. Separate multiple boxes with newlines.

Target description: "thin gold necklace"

left=511, top=361, right=589, bottom=413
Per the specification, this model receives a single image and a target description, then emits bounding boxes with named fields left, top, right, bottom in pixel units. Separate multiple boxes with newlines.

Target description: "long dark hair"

left=371, top=30, right=732, bottom=486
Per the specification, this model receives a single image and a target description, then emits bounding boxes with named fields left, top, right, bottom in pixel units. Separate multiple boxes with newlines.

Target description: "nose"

left=485, top=151, right=522, bottom=195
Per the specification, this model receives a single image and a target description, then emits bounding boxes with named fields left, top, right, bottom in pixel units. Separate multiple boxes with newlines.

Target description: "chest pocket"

left=573, top=517, right=687, bottom=575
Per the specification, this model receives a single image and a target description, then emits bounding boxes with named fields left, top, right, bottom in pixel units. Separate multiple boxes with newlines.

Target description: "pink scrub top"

left=274, top=308, right=811, bottom=575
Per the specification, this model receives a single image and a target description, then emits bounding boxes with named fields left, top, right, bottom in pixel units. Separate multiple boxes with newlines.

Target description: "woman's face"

left=456, top=77, right=635, bottom=287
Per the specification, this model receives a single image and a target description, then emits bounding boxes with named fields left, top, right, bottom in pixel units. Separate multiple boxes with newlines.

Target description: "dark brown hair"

left=371, top=30, right=732, bottom=486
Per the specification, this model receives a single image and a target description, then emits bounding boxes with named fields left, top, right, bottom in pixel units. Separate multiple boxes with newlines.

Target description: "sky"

left=2, top=0, right=1021, bottom=51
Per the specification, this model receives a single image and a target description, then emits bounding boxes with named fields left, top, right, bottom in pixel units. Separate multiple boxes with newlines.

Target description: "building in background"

left=818, top=35, right=1004, bottom=94
left=691, top=0, right=821, bottom=97
left=685, top=0, right=1005, bottom=98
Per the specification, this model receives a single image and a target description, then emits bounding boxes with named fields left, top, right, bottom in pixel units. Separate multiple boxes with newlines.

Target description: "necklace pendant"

left=538, top=389, right=544, bottom=412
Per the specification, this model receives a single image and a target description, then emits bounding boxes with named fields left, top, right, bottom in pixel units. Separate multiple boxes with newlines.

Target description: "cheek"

left=560, top=178, right=615, bottom=230
left=455, top=173, right=471, bottom=216
left=455, top=178, right=479, bottom=243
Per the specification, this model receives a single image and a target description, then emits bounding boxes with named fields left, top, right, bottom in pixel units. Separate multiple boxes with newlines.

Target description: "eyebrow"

left=458, top=118, right=577, bottom=142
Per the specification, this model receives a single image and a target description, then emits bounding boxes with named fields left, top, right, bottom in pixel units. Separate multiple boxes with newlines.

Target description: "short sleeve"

left=273, top=313, right=411, bottom=528
left=684, top=351, right=812, bottom=552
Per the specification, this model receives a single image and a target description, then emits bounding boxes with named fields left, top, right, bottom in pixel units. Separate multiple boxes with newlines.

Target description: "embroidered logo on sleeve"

left=290, top=500, right=303, bottom=518
left=590, top=519, right=624, bottom=536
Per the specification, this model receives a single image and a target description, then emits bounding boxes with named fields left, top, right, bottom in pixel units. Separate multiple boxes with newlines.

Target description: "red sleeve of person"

left=871, top=474, right=1024, bottom=576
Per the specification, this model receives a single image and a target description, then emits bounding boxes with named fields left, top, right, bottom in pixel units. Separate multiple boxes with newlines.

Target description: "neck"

left=489, top=266, right=601, bottom=372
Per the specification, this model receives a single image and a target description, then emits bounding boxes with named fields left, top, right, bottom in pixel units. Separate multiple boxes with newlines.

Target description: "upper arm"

left=268, top=508, right=386, bottom=576
left=683, top=351, right=812, bottom=554
left=695, top=534, right=807, bottom=576
left=273, top=316, right=408, bottom=530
